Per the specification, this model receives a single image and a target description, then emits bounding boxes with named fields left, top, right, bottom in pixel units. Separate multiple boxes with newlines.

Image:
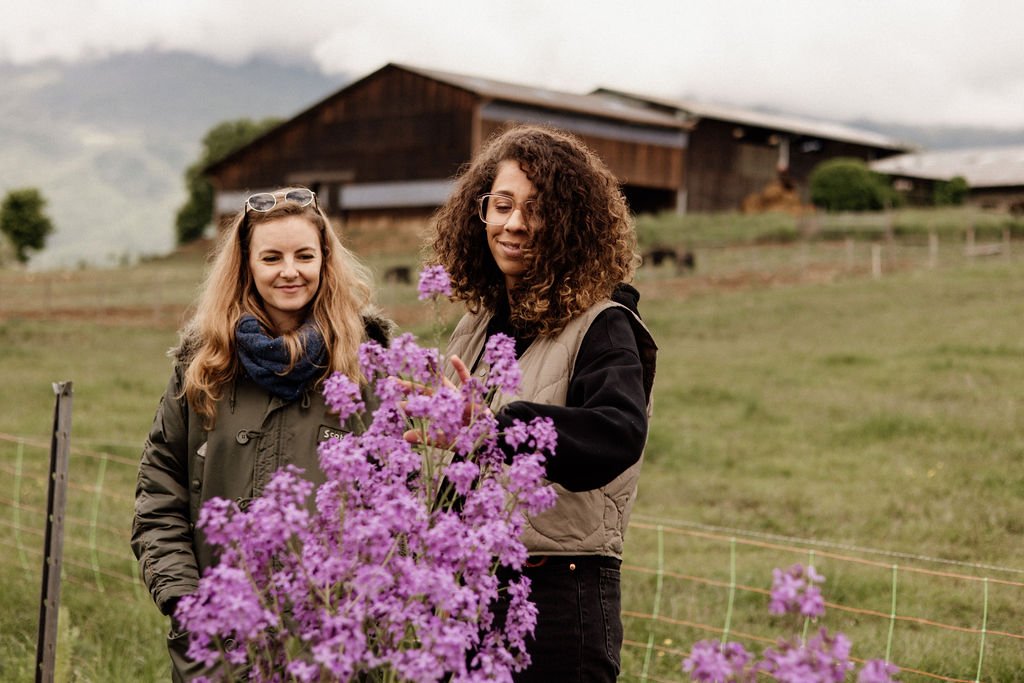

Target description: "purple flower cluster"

left=759, top=628, right=853, bottom=682
left=482, top=333, right=520, bottom=396
left=858, top=659, right=901, bottom=683
left=177, top=332, right=557, bottom=682
left=681, top=564, right=900, bottom=683
left=322, top=372, right=365, bottom=421
left=769, top=563, right=826, bottom=618
left=417, top=264, right=453, bottom=301
left=682, top=641, right=755, bottom=682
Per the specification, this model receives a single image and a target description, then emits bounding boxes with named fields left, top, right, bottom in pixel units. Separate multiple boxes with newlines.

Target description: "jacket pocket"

left=599, top=565, right=624, bottom=671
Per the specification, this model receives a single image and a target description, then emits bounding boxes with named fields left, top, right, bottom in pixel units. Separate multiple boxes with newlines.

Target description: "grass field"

left=2, top=216, right=1024, bottom=681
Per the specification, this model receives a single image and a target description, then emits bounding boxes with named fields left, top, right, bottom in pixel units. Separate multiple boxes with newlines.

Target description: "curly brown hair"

left=430, top=124, right=639, bottom=337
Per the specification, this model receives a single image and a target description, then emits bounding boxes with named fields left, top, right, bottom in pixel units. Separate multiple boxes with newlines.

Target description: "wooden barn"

left=594, top=90, right=912, bottom=212
left=205, top=63, right=689, bottom=231
left=871, top=146, right=1024, bottom=214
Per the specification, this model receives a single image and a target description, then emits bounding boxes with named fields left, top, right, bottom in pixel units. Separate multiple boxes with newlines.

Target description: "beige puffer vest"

left=446, top=300, right=656, bottom=558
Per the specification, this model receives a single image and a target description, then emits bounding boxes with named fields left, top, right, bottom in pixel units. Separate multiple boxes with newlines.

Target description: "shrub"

left=933, top=176, right=969, bottom=206
left=809, top=158, right=893, bottom=212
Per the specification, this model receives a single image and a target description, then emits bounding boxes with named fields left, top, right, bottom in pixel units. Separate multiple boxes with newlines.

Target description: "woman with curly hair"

left=132, top=187, right=390, bottom=681
left=431, top=124, right=658, bottom=682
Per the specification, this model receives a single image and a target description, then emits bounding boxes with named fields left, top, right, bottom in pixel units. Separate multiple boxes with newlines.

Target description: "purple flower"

left=502, top=417, right=556, bottom=456
left=322, top=371, right=365, bottom=419
left=508, top=454, right=557, bottom=515
left=417, top=264, right=453, bottom=301
left=758, top=629, right=854, bottom=683
left=358, top=338, right=388, bottom=381
left=403, top=385, right=465, bottom=446
left=858, top=659, right=900, bottom=683
left=769, top=563, right=826, bottom=618
left=483, top=333, right=520, bottom=395
left=682, top=640, right=755, bottom=682
left=444, top=460, right=480, bottom=496
left=386, top=333, right=442, bottom=385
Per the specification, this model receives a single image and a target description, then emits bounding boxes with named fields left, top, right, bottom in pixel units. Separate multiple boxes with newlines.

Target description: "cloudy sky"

left=5, top=0, right=1024, bottom=129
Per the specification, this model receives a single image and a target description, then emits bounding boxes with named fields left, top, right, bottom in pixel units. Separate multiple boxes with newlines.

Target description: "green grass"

left=620, top=259, right=1024, bottom=681
left=3, top=228, right=1024, bottom=681
left=637, top=206, right=1024, bottom=248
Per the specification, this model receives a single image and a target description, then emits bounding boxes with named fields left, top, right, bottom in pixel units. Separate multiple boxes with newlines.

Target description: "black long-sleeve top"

left=487, top=284, right=650, bottom=493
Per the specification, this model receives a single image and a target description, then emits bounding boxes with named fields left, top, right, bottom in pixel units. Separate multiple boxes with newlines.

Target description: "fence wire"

left=3, top=432, right=1024, bottom=682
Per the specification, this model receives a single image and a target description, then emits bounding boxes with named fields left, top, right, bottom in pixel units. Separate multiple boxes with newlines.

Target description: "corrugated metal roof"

left=870, top=146, right=1024, bottom=188
left=392, top=63, right=688, bottom=130
left=592, top=87, right=912, bottom=152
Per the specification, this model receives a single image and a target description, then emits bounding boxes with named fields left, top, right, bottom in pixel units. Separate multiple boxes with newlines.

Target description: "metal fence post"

left=35, top=381, right=73, bottom=683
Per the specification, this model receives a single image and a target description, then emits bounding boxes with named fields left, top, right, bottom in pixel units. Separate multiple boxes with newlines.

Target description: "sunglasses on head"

left=244, top=187, right=318, bottom=213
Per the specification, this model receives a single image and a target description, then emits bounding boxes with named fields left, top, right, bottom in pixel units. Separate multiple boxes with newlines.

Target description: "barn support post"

left=35, top=381, right=73, bottom=683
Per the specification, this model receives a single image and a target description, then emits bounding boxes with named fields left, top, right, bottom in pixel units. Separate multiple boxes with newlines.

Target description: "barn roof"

left=592, top=88, right=912, bottom=152
left=870, top=146, right=1024, bottom=188
left=204, top=63, right=689, bottom=177
left=391, top=63, right=688, bottom=130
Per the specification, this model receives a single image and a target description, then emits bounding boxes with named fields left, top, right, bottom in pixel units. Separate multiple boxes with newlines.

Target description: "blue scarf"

left=236, top=315, right=326, bottom=402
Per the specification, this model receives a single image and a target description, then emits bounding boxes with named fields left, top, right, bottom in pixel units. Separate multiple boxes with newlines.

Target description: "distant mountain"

left=0, top=50, right=346, bottom=268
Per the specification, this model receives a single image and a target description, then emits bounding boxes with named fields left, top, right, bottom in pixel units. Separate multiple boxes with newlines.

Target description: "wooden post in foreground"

left=35, top=382, right=73, bottom=683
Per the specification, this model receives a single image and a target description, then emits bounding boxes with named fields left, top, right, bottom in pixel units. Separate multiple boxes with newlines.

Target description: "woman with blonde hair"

left=132, top=187, right=390, bottom=681
left=430, top=125, right=658, bottom=682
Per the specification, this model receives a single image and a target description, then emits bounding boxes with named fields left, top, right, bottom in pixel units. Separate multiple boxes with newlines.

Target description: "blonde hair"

left=430, top=125, right=638, bottom=337
left=181, top=195, right=373, bottom=427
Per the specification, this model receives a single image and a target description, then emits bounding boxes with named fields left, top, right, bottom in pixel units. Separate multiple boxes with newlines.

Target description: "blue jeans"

left=510, top=555, right=623, bottom=683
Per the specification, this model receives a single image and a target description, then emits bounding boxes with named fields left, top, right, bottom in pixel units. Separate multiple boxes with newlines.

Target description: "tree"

left=0, top=188, right=55, bottom=263
left=933, top=175, right=969, bottom=206
left=809, top=157, right=893, bottom=212
left=176, top=117, right=281, bottom=244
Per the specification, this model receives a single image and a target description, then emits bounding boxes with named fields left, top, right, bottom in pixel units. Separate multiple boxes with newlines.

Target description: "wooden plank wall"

left=688, top=119, right=905, bottom=211
left=477, top=119, right=683, bottom=214
left=209, top=67, right=476, bottom=203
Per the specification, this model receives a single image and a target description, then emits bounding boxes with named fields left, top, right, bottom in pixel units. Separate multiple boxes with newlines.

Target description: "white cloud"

left=4, top=0, right=1024, bottom=128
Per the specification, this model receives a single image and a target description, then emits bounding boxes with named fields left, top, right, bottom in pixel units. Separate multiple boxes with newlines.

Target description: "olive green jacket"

left=131, top=316, right=390, bottom=617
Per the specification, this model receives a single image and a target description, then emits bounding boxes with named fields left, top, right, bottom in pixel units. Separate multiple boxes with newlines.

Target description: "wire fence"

left=3, top=431, right=1023, bottom=681
left=619, top=517, right=1024, bottom=682
left=0, top=231, right=1019, bottom=325
left=648, top=230, right=1018, bottom=284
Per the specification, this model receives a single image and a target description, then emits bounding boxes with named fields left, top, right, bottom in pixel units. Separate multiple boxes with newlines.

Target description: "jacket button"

left=236, top=430, right=250, bottom=444
left=191, top=478, right=201, bottom=491
left=569, top=563, right=577, bottom=571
